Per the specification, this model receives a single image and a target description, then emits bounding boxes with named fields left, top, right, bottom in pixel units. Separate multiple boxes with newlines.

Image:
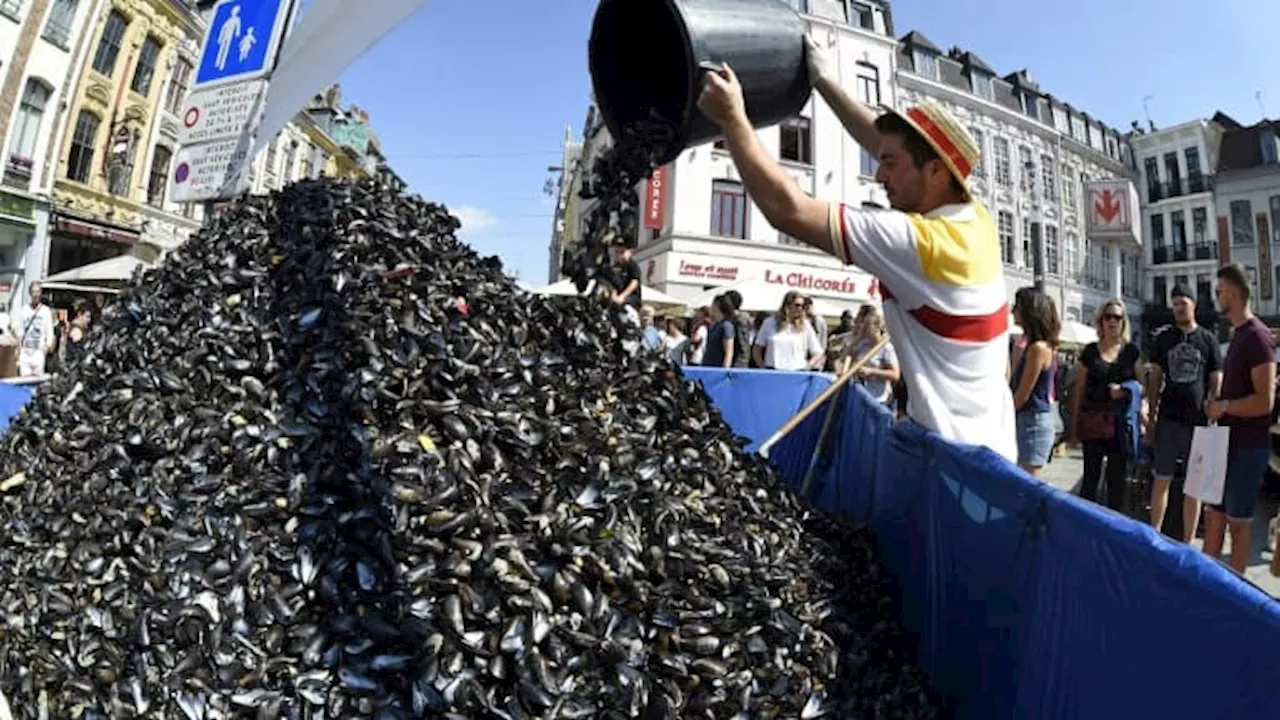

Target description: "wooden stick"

left=798, top=387, right=843, bottom=499
left=759, top=335, right=890, bottom=459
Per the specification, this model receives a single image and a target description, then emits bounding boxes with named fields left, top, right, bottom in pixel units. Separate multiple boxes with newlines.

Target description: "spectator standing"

left=805, top=297, right=828, bottom=349
left=11, top=282, right=54, bottom=377
left=1009, top=288, right=1060, bottom=476
left=1145, top=284, right=1222, bottom=538
left=607, top=243, right=642, bottom=324
left=700, top=295, right=738, bottom=369
left=840, top=305, right=898, bottom=405
left=1070, top=300, right=1141, bottom=512
left=1200, top=264, right=1276, bottom=574
left=662, top=317, right=689, bottom=365
left=753, top=291, right=824, bottom=370
left=638, top=305, right=664, bottom=351
left=688, top=307, right=710, bottom=365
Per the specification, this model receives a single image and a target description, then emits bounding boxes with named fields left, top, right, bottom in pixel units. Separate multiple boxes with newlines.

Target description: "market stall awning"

left=682, top=278, right=845, bottom=318
left=44, top=255, right=151, bottom=284
left=531, top=279, right=687, bottom=309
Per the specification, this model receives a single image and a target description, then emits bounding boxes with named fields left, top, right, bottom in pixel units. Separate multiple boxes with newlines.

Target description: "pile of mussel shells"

left=0, top=175, right=941, bottom=718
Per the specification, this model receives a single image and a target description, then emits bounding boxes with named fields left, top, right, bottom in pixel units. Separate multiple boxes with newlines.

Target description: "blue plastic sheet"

left=0, top=383, right=35, bottom=432
left=686, top=367, right=1280, bottom=719
left=679, top=368, right=831, bottom=455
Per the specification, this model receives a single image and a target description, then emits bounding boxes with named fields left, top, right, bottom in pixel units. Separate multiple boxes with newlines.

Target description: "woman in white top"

left=752, top=291, right=824, bottom=371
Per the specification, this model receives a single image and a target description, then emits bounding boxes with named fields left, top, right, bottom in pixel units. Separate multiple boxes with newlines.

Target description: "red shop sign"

left=644, top=165, right=668, bottom=230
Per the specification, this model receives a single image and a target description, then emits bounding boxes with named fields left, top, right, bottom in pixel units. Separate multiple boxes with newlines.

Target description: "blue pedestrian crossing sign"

left=194, top=0, right=295, bottom=89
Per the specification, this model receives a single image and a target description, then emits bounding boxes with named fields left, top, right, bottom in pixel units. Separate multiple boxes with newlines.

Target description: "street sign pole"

left=172, top=0, right=299, bottom=204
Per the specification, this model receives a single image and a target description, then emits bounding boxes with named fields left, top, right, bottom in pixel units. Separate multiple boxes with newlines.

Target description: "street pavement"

left=1039, top=447, right=1280, bottom=598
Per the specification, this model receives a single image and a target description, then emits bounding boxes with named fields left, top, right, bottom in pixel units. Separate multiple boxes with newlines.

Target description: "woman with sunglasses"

left=1069, top=300, right=1141, bottom=512
left=753, top=291, right=824, bottom=371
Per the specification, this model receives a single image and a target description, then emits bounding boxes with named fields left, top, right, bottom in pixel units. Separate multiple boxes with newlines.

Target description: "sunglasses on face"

left=1104, top=314, right=1124, bottom=322
left=790, top=302, right=805, bottom=308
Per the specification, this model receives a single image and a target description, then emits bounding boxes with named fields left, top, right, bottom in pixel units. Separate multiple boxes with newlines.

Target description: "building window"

left=1150, top=213, right=1164, bottom=247
left=42, top=0, right=78, bottom=47
left=1261, top=130, right=1279, bottom=165
left=971, top=72, right=993, bottom=101
left=284, top=141, right=297, bottom=183
left=860, top=147, right=878, bottom=176
left=1062, top=165, right=1076, bottom=210
left=711, top=179, right=747, bottom=239
left=66, top=110, right=99, bottom=182
left=779, top=116, right=812, bottom=165
left=1019, top=146, right=1034, bottom=194
left=1045, top=225, right=1059, bottom=275
left=164, top=58, right=193, bottom=115
left=778, top=231, right=803, bottom=247
left=1100, top=245, right=1112, bottom=291
left=1245, top=266, right=1257, bottom=293
left=855, top=62, right=880, bottom=106
left=1021, top=218, right=1033, bottom=270
left=264, top=139, right=277, bottom=175
left=1192, top=206, right=1207, bottom=244
left=1070, top=116, right=1085, bottom=141
left=92, top=10, right=128, bottom=76
left=1185, top=146, right=1201, bottom=179
left=1152, top=276, right=1167, bottom=305
left=10, top=79, right=50, bottom=162
left=1271, top=196, right=1280, bottom=245
left=1122, top=252, right=1139, bottom=297
left=1022, top=93, right=1039, bottom=120
left=1040, top=154, right=1055, bottom=201
left=912, top=50, right=939, bottom=81
left=993, top=137, right=1011, bottom=187
left=1196, top=274, right=1212, bottom=307
left=130, top=35, right=161, bottom=95
left=0, top=0, right=23, bottom=20
left=968, top=127, right=985, bottom=178
left=844, top=1, right=873, bottom=29
left=783, top=0, right=809, bottom=13
left=1171, top=209, right=1186, bottom=251
left=1163, top=151, right=1181, bottom=195
left=1230, top=200, right=1254, bottom=245
left=1065, top=231, right=1078, bottom=281
left=147, top=145, right=171, bottom=206
left=998, top=210, right=1015, bottom=264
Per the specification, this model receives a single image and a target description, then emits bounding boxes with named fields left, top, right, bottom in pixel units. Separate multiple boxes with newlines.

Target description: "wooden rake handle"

left=758, top=335, right=891, bottom=459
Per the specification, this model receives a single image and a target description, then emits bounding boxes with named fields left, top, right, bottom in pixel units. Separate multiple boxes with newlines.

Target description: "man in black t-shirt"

left=1145, top=283, right=1222, bottom=537
left=608, top=243, right=642, bottom=324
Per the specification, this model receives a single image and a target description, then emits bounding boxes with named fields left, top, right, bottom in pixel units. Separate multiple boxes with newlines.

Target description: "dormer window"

left=913, top=50, right=939, bottom=81
left=844, top=1, right=874, bottom=30
left=1022, top=93, right=1039, bottom=120
left=971, top=72, right=993, bottom=101
left=1262, top=129, right=1279, bottom=165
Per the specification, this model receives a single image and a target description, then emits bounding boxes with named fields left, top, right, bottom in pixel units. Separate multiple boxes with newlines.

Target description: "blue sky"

left=333, top=0, right=1278, bottom=285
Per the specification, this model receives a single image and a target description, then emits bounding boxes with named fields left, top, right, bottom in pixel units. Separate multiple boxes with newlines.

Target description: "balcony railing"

left=1151, top=243, right=1217, bottom=265
left=1146, top=174, right=1214, bottom=203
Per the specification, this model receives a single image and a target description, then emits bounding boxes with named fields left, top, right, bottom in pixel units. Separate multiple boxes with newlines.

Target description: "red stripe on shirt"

left=907, top=302, right=1010, bottom=343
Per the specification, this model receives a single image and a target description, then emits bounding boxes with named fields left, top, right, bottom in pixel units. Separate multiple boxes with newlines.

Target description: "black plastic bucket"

left=588, top=0, right=810, bottom=166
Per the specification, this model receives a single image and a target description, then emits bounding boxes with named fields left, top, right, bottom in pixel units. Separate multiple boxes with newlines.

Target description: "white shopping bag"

left=1184, top=424, right=1230, bottom=505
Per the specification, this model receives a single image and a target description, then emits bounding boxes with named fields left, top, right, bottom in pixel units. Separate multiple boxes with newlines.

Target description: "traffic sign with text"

left=178, top=79, right=269, bottom=146
left=170, top=136, right=256, bottom=202
left=194, top=0, right=295, bottom=89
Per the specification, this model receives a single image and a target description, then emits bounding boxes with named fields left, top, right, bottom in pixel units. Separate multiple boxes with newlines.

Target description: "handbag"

left=1076, top=409, right=1115, bottom=441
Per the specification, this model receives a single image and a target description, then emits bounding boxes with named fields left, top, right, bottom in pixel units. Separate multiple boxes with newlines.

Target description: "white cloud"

left=452, top=206, right=498, bottom=235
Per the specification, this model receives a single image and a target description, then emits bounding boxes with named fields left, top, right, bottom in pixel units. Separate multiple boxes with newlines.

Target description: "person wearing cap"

left=696, top=39, right=1016, bottom=462
left=1145, top=283, right=1221, bottom=538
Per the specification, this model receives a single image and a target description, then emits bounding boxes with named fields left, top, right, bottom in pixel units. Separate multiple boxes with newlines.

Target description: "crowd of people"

left=2, top=282, right=96, bottom=378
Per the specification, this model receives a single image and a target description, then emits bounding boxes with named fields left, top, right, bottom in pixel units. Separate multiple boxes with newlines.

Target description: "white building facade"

left=1130, top=118, right=1223, bottom=315
left=0, top=0, right=106, bottom=298
left=551, top=1, right=898, bottom=315
left=894, top=30, right=1141, bottom=329
left=1212, top=118, right=1280, bottom=316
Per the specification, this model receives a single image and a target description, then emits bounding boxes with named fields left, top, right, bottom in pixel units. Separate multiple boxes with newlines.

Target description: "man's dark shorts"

left=1152, top=421, right=1196, bottom=480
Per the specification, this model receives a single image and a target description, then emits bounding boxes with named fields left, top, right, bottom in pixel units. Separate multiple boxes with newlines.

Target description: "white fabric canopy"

left=530, top=279, right=687, bottom=309
left=1059, top=320, right=1098, bottom=346
left=681, top=278, right=845, bottom=318
left=44, top=255, right=151, bottom=284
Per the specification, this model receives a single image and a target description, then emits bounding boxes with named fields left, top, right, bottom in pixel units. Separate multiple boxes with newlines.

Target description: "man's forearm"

left=815, top=77, right=882, bottom=157
left=721, top=115, right=836, bottom=256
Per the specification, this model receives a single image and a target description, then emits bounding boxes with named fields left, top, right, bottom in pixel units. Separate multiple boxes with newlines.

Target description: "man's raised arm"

left=805, top=34, right=883, bottom=157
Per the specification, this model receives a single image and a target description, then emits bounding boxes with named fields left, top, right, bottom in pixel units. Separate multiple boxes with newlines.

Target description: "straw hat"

left=888, top=102, right=980, bottom=188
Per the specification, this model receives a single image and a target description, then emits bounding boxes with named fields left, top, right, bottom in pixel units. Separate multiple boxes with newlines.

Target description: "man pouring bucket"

left=697, top=34, right=1016, bottom=462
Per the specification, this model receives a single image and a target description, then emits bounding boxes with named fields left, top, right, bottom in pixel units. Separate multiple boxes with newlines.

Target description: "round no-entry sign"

left=174, top=162, right=190, bottom=183
left=183, top=107, right=200, bottom=128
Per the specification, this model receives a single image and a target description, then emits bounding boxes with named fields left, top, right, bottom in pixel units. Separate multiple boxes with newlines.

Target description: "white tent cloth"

left=44, top=255, right=150, bottom=284
left=530, top=279, right=687, bottom=309
left=1059, top=320, right=1098, bottom=346
left=682, top=278, right=845, bottom=318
